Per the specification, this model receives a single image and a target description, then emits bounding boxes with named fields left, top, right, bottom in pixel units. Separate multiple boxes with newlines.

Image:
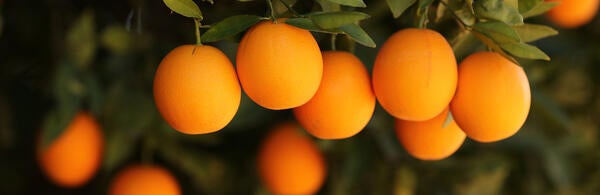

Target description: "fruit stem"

left=194, top=18, right=203, bottom=46
left=278, top=0, right=299, bottom=16
left=330, top=33, right=337, bottom=51
left=267, top=0, right=277, bottom=23
left=416, top=5, right=429, bottom=29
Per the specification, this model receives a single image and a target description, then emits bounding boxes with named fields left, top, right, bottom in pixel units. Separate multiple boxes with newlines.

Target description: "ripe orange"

left=450, top=52, right=531, bottom=143
left=293, top=51, right=375, bottom=139
left=154, top=45, right=241, bottom=134
left=37, top=112, right=104, bottom=188
left=236, top=19, right=323, bottom=110
left=546, top=0, right=599, bottom=28
left=109, top=164, right=181, bottom=195
left=395, top=108, right=466, bottom=160
left=257, top=122, right=327, bottom=194
left=372, top=28, right=457, bottom=121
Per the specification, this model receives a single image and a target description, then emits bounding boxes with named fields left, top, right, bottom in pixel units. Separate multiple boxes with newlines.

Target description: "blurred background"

left=1, top=0, right=600, bottom=194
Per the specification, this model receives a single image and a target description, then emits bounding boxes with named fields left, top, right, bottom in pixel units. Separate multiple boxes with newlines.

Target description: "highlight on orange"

left=293, top=51, right=376, bottom=139
left=395, top=108, right=466, bottom=160
left=546, top=0, right=599, bottom=29
left=37, top=112, right=104, bottom=188
left=153, top=45, right=241, bottom=134
left=236, top=19, right=323, bottom=110
left=108, top=164, right=181, bottom=195
left=257, top=122, right=327, bottom=194
left=450, top=52, right=531, bottom=143
left=372, top=28, right=457, bottom=121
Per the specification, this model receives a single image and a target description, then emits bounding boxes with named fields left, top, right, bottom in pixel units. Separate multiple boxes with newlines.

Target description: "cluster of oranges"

left=151, top=20, right=532, bottom=193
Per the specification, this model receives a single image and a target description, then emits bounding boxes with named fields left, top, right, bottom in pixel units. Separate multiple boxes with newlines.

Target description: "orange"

left=109, top=164, right=181, bottom=195
left=450, top=52, right=531, bottom=143
left=395, top=108, right=466, bottom=160
left=257, top=122, right=327, bottom=194
left=236, top=19, right=323, bottom=110
left=372, top=28, right=457, bottom=121
left=37, top=112, right=104, bottom=188
left=293, top=51, right=375, bottom=139
left=154, top=45, right=241, bottom=134
left=546, top=0, right=599, bottom=28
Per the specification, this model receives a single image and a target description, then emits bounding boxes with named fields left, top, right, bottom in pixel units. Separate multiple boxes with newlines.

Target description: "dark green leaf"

left=103, top=130, right=134, bottom=170
left=474, top=0, right=524, bottom=25
left=472, top=21, right=521, bottom=43
left=285, top=17, right=341, bottom=33
left=163, top=0, right=203, bottom=19
left=500, top=42, right=550, bottom=60
left=339, top=24, right=375, bottom=48
left=325, top=0, right=366, bottom=7
left=531, top=89, right=570, bottom=131
left=40, top=103, right=79, bottom=150
left=512, top=24, right=558, bottom=42
left=201, top=15, right=263, bottom=42
left=472, top=31, right=518, bottom=64
left=386, top=0, right=416, bottom=18
left=520, top=1, right=558, bottom=18
left=310, top=11, right=370, bottom=29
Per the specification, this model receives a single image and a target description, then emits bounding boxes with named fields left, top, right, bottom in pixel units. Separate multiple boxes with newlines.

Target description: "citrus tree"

left=0, top=0, right=599, bottom=194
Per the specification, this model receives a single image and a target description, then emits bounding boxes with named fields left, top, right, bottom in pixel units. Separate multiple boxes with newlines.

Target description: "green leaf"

left=338, top=24, right=376, bottom=48
left=472, top=21, right=521, bottom=43
left=325, top=0, right=366, bottom=7
left=474, top=0, right=524, bottom=25
left=285, top=17, right=341, bottom=33
left=163, top=0, right=202, bottom=19
left=103, top=130, right=134, bottom=170
left=512, top=24, right=558, bottom=42
left=518, top=0, right=541, bottom=13
left=472, top=31, right=518, bottom=64
left=201, top=15, right=263, bottom=42
left=310, top=11, right=370, bottom=29
left=66, top=9, right=96, bottom=69
left=520, top=1, right=558, bottom=18
left=500, top=42, right=550, bottom=60
left=386, top=0, right=416, bottom=18
left=40, top=103, right=79, bottom=150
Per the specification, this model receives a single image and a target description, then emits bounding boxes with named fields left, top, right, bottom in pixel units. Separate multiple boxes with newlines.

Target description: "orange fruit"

left=546, top=0, right=599, bottom=28
left=450, top=52, right=531, bottom=143
left=154, top=45, right=241, bottom=134
left=395, top=108, right=466, bottom=160
left=372, top=28, right=457, bottom=121
left=236, top=19, right=323, bottom=110
left=109, top=164, right=181, bottom=195
left=37, top=112, right=104, bottom=188
left=257, top=122, right=327, bottom=194
left=293, top=51, right=375, bottom=139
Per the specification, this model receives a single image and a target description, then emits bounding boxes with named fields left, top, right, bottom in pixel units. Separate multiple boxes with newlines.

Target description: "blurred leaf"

left=285, top=17, right=341, bottom=33
left=66, top=9, right=96, bottom=69
left=103, top=84, right=154, bottom=138
left=202, top=15, right=263, bottom=42
left=82, top=74, right=103, bottom=116
left=325, top=0, right=366, bottom=7
left=309, top=11, right=370, bottom=29
left=163, top=0, right=203, bottom=19
left=542, top=145, right=573, bottom=190
left=472, top=21, right=521, bottom=43
left=386, top=0, right=416, bottom=18
left=474, top=0, right=523, bottom=25
left=394, top=166, right=417, bottom=195
left=519, top=0, right=558, bottom=18
left=338, top=24, right=376, bottom=48
left=531, top=89, right=571, bottom=131
left=101, top=25, right=133, bottom=54
left=512, top=24, right=558, bottom=42
left=102, top=130, right=134, bottom=170
left=40, top=104, right=79, bottom=150
left=454, top=158, right=509, bottom=195
left=500, top=42, right=550, bottom=60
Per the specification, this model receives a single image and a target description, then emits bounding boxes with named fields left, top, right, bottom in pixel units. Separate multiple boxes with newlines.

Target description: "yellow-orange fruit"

left=154, top=45, right=241, bottom=134
left=258, top=122, right=327, bottom=194
left=109, top=165, right=181, bottom=195
left=37, top=112, right=104, bottom=188
left=293, top=51, right=375, bottom=139
left=373, top=28, right=457, bottom=121
left=450, top=52, right=531, bottom=143
left=395, top=108, right=466, bottom=160
left=236, top=19, right=323, bottom=110
left=546, top=0, right=599, bottom=28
